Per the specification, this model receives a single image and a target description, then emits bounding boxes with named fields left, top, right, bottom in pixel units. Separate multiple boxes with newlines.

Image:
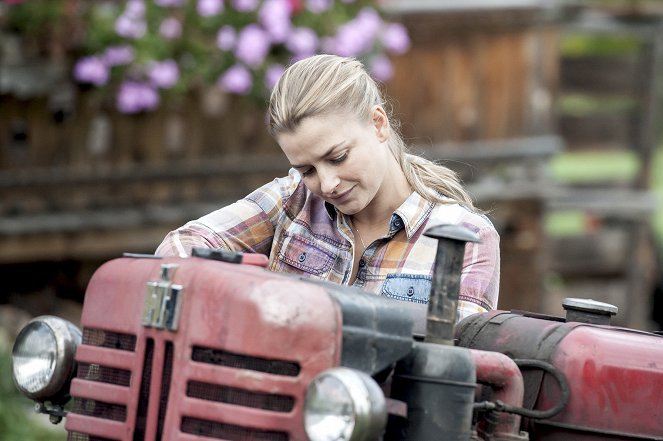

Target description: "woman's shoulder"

left=428, top=198, right=497, bottom=233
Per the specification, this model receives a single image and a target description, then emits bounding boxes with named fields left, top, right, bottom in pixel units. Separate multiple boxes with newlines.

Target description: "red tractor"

left=11, top=225, right=663, bottom=440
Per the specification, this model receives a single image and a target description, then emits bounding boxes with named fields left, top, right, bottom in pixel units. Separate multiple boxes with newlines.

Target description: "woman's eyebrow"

left=290, top=141, right=346, bottom=169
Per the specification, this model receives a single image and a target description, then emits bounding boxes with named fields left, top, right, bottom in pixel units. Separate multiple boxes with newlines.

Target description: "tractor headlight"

left=304, top=367, right=387, bottom=441
left=12, top=316, right=81, bottom=402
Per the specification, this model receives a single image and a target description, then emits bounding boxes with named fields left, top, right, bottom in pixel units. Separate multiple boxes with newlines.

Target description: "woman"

left=156, top=54, right=500, bottom=321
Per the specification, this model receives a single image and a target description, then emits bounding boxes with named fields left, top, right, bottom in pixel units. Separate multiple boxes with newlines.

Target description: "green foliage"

left=550, top=150, right=641, bottom=184
left=0, top=350, right=66, bottom=441
left=561, top=34, right=642, bottom=58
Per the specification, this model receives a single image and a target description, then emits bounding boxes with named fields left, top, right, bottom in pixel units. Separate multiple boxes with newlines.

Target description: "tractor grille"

left=191, top=346, right=301, bottom=376
left=77, top=363, right=131, bottom=387
left=68, top=329, right=138, bottom=441
left=82, top=328, right=136, bottom=351
left=181, top=417, right=289, bottom=441
left=186, top=380, right=295, bottom=412
left=70, top=330, right=301, bottom=440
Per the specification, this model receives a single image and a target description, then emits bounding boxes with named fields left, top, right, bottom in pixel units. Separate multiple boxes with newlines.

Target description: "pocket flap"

left=382, top=274, right=432, bottom=304
left=278, top=235, right=335, bottom=275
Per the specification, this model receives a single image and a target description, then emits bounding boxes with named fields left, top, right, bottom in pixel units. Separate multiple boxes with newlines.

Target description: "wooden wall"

left=0, top=2, right=569, bottom=314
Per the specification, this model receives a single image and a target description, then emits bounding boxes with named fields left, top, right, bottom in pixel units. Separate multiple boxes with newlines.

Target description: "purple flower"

left=115, top=14, right=147, bottom=39
left=355, top=8, right=382, bottom=40
left=235, top=24, right=271, bottom=67
left=116, top=81, right=160, bottom=113
left=197, top=0, right=223, bottom=17
left=265, top=63, right=285, bottom=90
left=232, top=0, right=259, bottom=12
left=216, top=26, right=237, bottom=51
left=154, top=0, right=186, bottom=7
left=369, top=55, right=393, bottom=82
left=124, top=0, right=145, bottom=18
left=259, top=0, right=292, bottom=44
left=286, top=27, right=318, bottom=57
left=159, top=17, right=182, bottom=39
left=148, top=59, right=180, bottom=89
left=218, top=64, right=252, bottom=95
left=306, top=0, right=332, bottom=13
left=381, top=23, right=410, bottom=55
left=329, top=22, right=372, bottom=57
left=103, top=46, right=134, bottom=66
left=73, top=56, right=109, bottom=86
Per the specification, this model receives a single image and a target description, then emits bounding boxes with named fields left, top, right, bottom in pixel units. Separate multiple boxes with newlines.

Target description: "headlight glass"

left=304, top=367, right=387, bottom=441
left=12, top=316, right=81, bottom=401
left=12, top=321, right=57, bottom=394
left=305, top=374, right=355, bottom=440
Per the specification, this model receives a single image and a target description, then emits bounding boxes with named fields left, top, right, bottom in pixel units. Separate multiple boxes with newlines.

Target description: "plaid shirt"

left=156, top=169, right=500, bottom=321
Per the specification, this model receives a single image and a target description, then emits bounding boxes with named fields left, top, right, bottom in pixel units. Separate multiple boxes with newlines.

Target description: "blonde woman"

left=156, top=54, right=500, bottom=321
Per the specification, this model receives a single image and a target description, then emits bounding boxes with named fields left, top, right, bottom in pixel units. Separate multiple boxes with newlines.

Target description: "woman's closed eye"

left=330, top=152, right=348, bottom=164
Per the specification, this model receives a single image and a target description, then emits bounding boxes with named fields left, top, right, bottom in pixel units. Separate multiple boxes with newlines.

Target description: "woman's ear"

left=372, top=106, right=389, bottom=142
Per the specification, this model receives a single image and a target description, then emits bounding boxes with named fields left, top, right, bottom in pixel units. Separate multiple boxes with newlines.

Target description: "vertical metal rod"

left=424, top=224, right=480, bottom=345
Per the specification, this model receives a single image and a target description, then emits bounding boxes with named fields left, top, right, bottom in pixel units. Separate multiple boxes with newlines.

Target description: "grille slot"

left=67, top=432, right=118, bottom=441
left=181, top=416, right=288, bottom=441
left=186, top=380, right=295, bottom=412
left=83, top=328, right=137, bottom=352
left=133, top=338, right=155, bottom=441
left=156, top=342, right=175, bottom=440
left=71, top=398, right=127, bottom=422
left=78, top=363, right=131, bottom=387
left=192, top=346, right=300, bottom=376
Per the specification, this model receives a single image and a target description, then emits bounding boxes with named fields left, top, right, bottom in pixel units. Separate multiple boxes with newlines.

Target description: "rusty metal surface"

left=457, top=310, right=663, bottom=440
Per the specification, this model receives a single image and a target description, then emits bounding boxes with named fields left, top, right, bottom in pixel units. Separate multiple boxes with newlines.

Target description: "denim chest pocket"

left=381, top=274, right=432, bottom=304
left=276, top=233, right=335, bottom=276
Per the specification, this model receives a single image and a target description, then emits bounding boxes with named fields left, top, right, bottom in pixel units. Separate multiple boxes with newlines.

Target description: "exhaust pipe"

left=423, top=224, right=480, bottom=345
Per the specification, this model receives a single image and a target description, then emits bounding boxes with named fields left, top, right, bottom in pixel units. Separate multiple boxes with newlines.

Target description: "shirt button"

left=298, top=252, right=306, bottom=263
left=407, top=286, right=415, bottom=296
left=359, top=259, right=366, bottom=267
left=393, top=218, right=403, bottom=228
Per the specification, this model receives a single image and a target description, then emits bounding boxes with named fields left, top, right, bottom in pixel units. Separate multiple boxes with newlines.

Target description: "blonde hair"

left=268, top=54, right=476, bottom=210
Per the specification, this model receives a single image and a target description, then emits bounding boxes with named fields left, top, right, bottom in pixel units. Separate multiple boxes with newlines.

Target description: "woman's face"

left=277, top=107, right=393, bottom=216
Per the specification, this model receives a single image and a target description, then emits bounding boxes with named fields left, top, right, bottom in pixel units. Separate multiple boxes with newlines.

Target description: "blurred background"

left=1, top=0, right=663, bottom=438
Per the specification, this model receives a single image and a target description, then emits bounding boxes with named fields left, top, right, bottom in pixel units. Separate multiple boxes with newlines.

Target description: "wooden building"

left=4, top=1, right=658, bottom=328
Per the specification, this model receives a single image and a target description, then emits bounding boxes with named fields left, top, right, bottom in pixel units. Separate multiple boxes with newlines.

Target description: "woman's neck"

left=352, top=162, right=411, bottom=229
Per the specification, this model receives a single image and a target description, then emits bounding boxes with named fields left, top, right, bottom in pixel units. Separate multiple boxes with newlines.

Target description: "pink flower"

left=103, top=46, right=134, bottom=66
left=286, top=27, right=318, bottom=57
left=154, top=0, right=186, bottom=7
left=73, top=56, right=109, bottom=86
left=115, top=14, right=147, bottom=39
left=116, top=81, right=160, bottom=113
left=232, top=0, right=259, bottom=12
left=197, top=0, right=224, bottom=17
left=259, top=0, right=292, bottom=44
left=369, top=55, right=393, bottom=82
left=306, top=0, right=332, bottom=13
left=218, top=65, right=252, bottom=95
left=216, top=26, right=237, bottom=51
left=148, top=59, right=180, bottom=89
left=265, top=64, right=285, bottom=90
left=159, top=17, right=182, bottom=39
left=381, top=23, right=410, bottom=55
left=235, top=24, right=271, bottom=67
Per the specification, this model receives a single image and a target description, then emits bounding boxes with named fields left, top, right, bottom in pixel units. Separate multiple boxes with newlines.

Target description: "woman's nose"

left=318, top=168, right=340, bottom=195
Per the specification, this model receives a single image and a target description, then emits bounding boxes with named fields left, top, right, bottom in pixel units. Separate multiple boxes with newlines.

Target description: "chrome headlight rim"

left=304, top=367, right=387, bottom=441
left=12, top=315, right=81, bottom=401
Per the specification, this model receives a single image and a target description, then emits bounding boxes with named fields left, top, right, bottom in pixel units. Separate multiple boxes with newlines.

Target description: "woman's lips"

left=329, top=187, right=353, bottom=204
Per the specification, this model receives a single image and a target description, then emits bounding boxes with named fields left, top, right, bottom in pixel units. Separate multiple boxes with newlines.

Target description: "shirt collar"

left=324, top=191, right=435, bottom=239
left=393, top=191, right=435, bottom=238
